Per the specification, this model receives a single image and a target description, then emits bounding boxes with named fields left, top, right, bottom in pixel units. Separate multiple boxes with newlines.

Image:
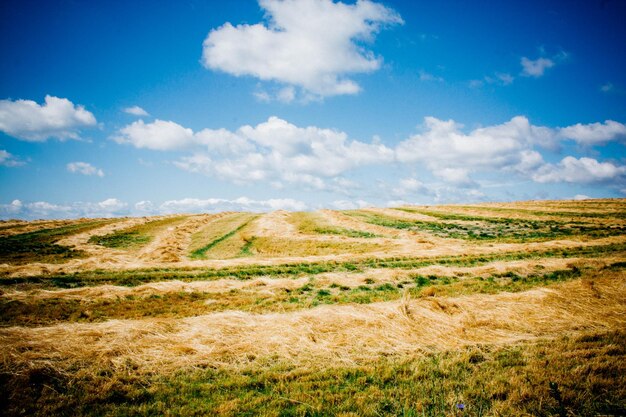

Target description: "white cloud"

left=520, top=50, right=568, bottom=79
left=158, top=197, right=308, bottom=213
left=113, top=119, right=194, bottom=150
left=558, top=120, right=626, bottom=145
left=1, top=196, right=312, bottom=219
left=0, top=198, right=129, bottom=220
left=573, top=194, right=591, bottom=201
left=494, top=72, right=514, bottom=85
left=201, top=0, right=402, bottom=98
left=0, top=200, right=23, bottom=216
left=123, top=106, right=150, bottom=117
left=418, top=70, right=444, bottom=82
left=114, top=115, right=626, bottom=191
left=117, top=116, right=393, bottom=189
left=392, top=178, right=429, bottom=197
left=0, top=150, right=25, bottom=167
left=330, top=199, right=370, bottom=210
left=533, top=157, right=626, bottom=184
left=395, top=116, right=553, bottom=184
left=433, top=167, right=475, bottom=187
left=67, top=161, right=104, bottom=177
left=601, top=83, right=614, bottom=93
left=520, top=57, right=554, bottom=78
left=0, top=95, right=97, bottom=141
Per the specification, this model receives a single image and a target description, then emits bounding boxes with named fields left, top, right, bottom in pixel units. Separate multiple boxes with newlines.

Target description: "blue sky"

left=1, top=0, right=625, bottom=219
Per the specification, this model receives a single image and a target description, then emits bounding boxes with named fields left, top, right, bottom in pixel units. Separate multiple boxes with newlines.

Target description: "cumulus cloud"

left=532, top=157, right=626, bottom=184
left=558, top=120, right=626, bottom=145
left=116, top=116, right=393, bottom=189
left=0, top=150, right=25, bottom=167
left=395, top=116, right=626, bottom=186
left=123, top=106, right=150, bottom=117
left=520, top=57, right=554, bottom=78
left=0, top=95, right=97, bottom=141
left=395, top=116, right=552, bottom=184
left=201, top=0, right=402, bottom=98
left=520, top=51, right=567, bottom=78
left=392, top=178, right=429, bottom=197
left=67, top=161, right=105, bottom=177
left=140, top=197, right=308, bottom=214
left=114, top=114, right=626, bottom=191
left=418, top=70, right=444, bottom=82
left=113, top=119, right=194, bottom=150
left=330, top=199, right=370, bottom=210
left=0, top=198, right=129, bottom=220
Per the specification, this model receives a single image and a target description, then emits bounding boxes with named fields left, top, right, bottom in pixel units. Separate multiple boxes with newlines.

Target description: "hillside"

left=1, top=199, right=625, bottom=416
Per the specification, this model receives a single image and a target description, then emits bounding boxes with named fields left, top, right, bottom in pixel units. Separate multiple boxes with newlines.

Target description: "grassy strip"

left=88, top=216, right=186, bottom=249
left=0, top=266, right=594, bottom=327
left=238, top=236, right=257, bottom=257
left=0, top=219, right=119, bottom=265
left=454, top=204, right=626, bottom=219
left=1, top=242, right=624, bottom=289
left=313, top=226, right=380, bottom=238
left=190, top=220, right=252, bottom=259
left=358, top=210, right=622, bottom=241
left=2, top=330, right=624, bottom=416
left=291, top=212, right=381, bottom=238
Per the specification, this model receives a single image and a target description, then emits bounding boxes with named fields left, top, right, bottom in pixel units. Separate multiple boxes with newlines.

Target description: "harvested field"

left=0, top=199, right=625, bottom=416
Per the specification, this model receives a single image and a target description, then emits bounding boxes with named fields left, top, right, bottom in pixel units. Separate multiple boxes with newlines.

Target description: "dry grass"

left=1, top=198, right=625, bottom=416
left=189, top=212, right=258, bottom=259
left=2, top=269, right=624, bottom=372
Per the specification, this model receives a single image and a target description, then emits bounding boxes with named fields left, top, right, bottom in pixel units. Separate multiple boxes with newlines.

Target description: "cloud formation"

left=532, top=157, right=626, bottom=184
left=201, top=0, right=402, bottom=99
left=0, top=95, right=97, bottom=141
left=0, top=197, right=308, bottom=219
left=114, top=115, right=626, bottom=191
left=123, top=106, right=150, bottom=117
left=0, top=198, right=128, bottom=220
left=67, top=162, right=104, bottom=177
left=115, top=116, right=393, bottom=189
left=558, top=120, right=626, bottom=145
left=0, top=150, right=25, bottom=167
left=520, top=57, right=554, bottom=78
left=520, top=51, right=568, bottom=78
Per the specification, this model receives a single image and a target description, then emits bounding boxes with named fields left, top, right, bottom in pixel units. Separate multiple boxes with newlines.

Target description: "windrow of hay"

left=0, top=218, right=92, bottom=238
left=137, top=214, right=216, bottom=263
left=5, top=256, right=616, bottom=302
left=2, top=270, right=624, bottom=376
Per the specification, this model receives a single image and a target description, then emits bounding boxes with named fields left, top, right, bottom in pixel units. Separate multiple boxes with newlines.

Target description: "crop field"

left=0, top=199, right=625, bottom=416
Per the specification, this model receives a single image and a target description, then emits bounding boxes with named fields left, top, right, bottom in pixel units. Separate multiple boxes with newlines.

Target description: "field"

left=1, top=199, right=625, bottom=416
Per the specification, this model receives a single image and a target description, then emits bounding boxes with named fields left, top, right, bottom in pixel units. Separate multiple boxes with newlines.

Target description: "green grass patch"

left=355, top=209, right=622, bottom=242
left=1, top=241, right=624, bottom=289
left=88, top=217, right=186, bottom=250
left=291, top=211, right=381, bottom=238
left=0, top=265, right=593, bottom=327
left=2, top=330, right=624, bottom=416
left=191, top=221, right=251, bottom=259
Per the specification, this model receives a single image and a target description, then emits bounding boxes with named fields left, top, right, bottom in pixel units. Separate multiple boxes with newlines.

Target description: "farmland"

left=1, top=199, right=625, bottom=416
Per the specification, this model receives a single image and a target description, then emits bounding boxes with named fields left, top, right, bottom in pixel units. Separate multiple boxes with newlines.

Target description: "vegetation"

left=88, top=216, right=187, bottom=249
left=2, top=330, right=624, bottom=416
left=291, top=212, right=381, bottom=238
left=0, top=219, right=118, bottom=264
left=2, top=241, right=624, bottom=289
left=0, top=265, right=594, bottom=327
left=1, top=199, right=625, bottom=416
left=352, top=209, right=623, bottom=241
left=189, top=213, right=258, bottom=259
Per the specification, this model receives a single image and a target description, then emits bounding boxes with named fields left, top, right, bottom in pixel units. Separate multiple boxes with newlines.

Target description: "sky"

left=1, top=0, right=625, bottom=219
